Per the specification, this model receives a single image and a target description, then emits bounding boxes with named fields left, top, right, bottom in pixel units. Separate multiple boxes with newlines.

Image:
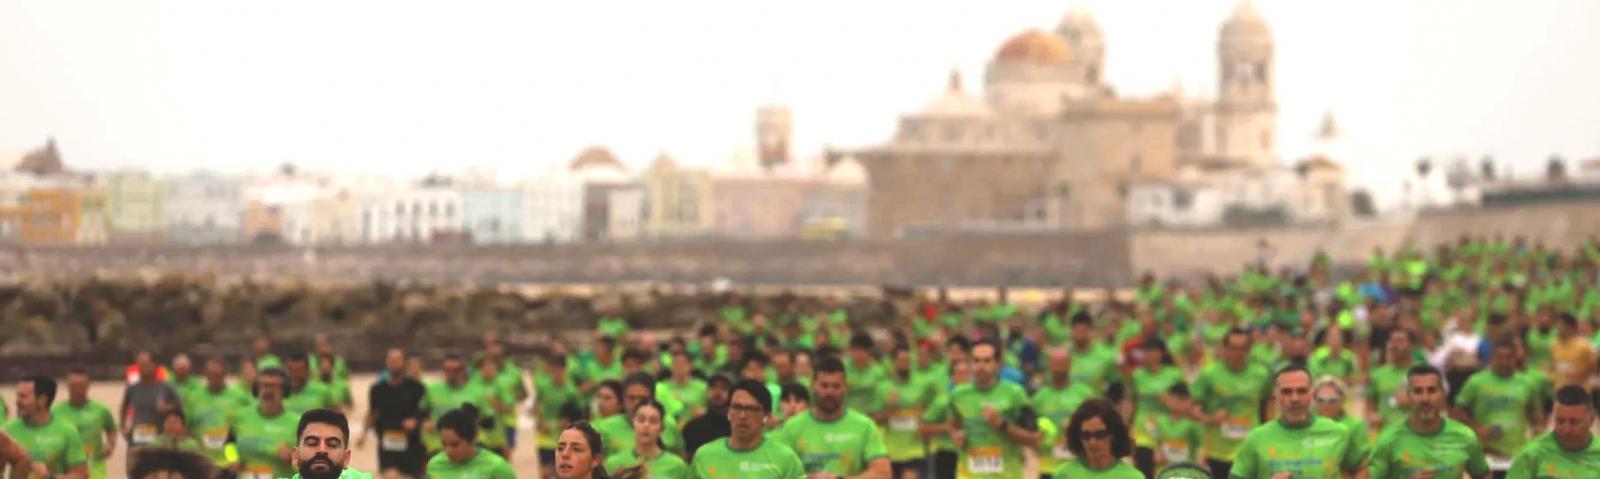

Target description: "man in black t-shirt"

left=358, top=347, right=428, bottom=478
left=681, top=373, right=734, bottom=462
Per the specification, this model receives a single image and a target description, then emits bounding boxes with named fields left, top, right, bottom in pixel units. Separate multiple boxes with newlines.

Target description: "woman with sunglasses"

left=1311, top=378, right=1370, bottom=462
left=1052, top=398, right=1142, bottom=479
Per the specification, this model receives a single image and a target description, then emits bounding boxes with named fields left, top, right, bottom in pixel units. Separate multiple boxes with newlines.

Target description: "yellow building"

left=0, top=188, right=86, bottom=246
left=642, top=153, right=714, bottom=238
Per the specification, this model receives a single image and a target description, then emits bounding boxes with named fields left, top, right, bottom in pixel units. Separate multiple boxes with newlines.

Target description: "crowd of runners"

left=3, top=236, right=1600, bottom=478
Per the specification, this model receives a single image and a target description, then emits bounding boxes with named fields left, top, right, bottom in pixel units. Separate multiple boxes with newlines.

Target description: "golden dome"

left=995, top=30, right=1073, bottom=64
left=569, top=146, right=626, bottom=173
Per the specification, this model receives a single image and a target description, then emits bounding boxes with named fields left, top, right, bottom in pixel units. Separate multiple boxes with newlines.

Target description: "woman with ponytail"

left=424, top=405, right=516, bottom=478
left=604, top=400, right=689, bottom=479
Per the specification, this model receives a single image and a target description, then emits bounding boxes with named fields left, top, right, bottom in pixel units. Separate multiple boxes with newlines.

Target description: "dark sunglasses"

left=1080, top=430, right=1112, bottom=441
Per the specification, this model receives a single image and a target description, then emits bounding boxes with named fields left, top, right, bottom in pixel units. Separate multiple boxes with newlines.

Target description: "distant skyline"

left=1, top=0, right=1597, bottom=188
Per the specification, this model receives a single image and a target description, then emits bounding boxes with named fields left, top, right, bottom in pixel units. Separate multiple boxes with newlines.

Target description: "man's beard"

left=298, top=453, right=343, bottom=479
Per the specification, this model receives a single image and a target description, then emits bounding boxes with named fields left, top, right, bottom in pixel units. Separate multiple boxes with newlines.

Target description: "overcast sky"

left=1, top=0, right=1597, bottom=188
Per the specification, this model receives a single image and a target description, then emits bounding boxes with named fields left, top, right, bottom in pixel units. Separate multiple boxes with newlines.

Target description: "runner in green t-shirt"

left=605, top=400, right=691, bottom=479
left=773, top=355, right=890, bottom=479
left=944, top=340, right=1038, bottom=479
left=168, top=354, right=204, bottom=408
left=425, top=405, right=516, bottom=479
left=289, top=408, right=372, bottom=479
left=1033, top=346, right=1095, bottom=475
left=188, top=357, right=254, bottom=466
left=1368, top=365, right=1489, bottom=479
left=583, top=336, right=626, bottom=393
left=471, top=357, right=517, bottom=457
left=230, top=369, right=299, bottom=479
left=1455, top=336, right=1543, bottom=461
left=690, top=380, right=806, bottom=479
left=1130, top=341, right=1185, bottom=477
left=53, top=369, right=118, bottom=479
left=844, top=334, right=888, bottom=417
left=875, top=347, right=936, bottom=477
left=535, top=353, right=582, bottom=458
left=423, top=355, right=488, bottom=454
left=1230, top=365, right=1362, bottom=479
left=1191, top=328, right=1271, bottom=476
left=596, top=373, right=685, bottom=458
left=1310, top=378, right=1369, bottom=466
left=918, top=358, right=969, bottom=479
left=285, top=354, right=337, bottom=415
left=660, top=350, right=710, bottom=420
left=6, top=376, right=87, bottom=478
left=1367, top=329, right=1418, bottom=431
left=1153, top=384, right=1204, bottom=469
left=1067, top=315, right=1119, bottom=391
left=1506, top=384, right=1600, bottom=479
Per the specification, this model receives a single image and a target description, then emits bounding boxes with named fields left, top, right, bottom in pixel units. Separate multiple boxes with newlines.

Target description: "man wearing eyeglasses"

left=1230, top=364, right=1363, bottom=479
left=690, top=379, right=806, bottom=479
left=1367, top=365, right=1489, bottom=479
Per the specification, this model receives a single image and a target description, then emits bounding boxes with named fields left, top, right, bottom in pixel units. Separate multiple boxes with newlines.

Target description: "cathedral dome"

left=569, top=146, right=626, bottom=173
left=1220, top=1, right=1272, bottom=47
left=995, top=30, right=1073, bottom=64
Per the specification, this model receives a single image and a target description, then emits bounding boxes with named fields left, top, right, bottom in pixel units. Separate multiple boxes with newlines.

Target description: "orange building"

left=0, top=188, right=87, bottom=245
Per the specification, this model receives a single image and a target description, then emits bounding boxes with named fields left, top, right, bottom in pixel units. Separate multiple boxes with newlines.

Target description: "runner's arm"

left=844, top=458, right=890, bottom=479
left=0, top=429, right=29, bottom=479
left=64, top=464, right=87, bottom=479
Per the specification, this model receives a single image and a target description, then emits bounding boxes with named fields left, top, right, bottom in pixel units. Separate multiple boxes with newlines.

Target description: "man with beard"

left=1367, top=329, right=1419, bottom=431
left=1230, top=365, right=1363, bottom=479
left=774, top=356, right=890, bottom=479
left=1066, top=313, right=1117, bottom=391
left=1190, top=328, right=1271, bottom=479
left=358, top=348, right=427, bottom=478
left=683, top=374, right=735, bottom=461
left=1507, top=385, right=1600, bottom=479
left=230, top=369, right=299, bottom=479
left=1454, top=335, right=1543, bottom=473
left=689, top=380, right=805, bottom=479
left=284, top=353, right=337, bottom=415
left=186, top=356, right=252, bottom=467
left=291, top=408, right=370, bottom=479
left=944, top=339, right=1037, bottom=479
left=5, top=376, right=87, bottom=479
left=1369, top=365, right=1488, bottom=478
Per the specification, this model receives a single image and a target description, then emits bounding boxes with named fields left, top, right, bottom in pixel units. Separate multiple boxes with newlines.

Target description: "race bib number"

left=1161, top=441, right=1191, bottom=463
left=1222, top=417, right=1251, bottom=440
left=382, top=430, right=410, bottom=452
left=133, top=424, right=159, bottom=445
left=202, top=430, right=229, bottom=449
left=242, top=466, right=276, bottom=479
left=1486, top=455, right=1512, bottom=472
left=889, top=413, right=919, bottom=432
left=967, top=447, right=1003, bottom=475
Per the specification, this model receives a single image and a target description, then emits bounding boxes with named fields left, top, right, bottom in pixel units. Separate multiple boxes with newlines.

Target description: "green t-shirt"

left=1457, top=369, right=1539, bottom=456
left=1031, top=381, right=1095, bottom=472
left=1131, top=366, right=1185, bottom=447
left=289, top=469, right=374, bottom=479
left=424, top=449, right=517, bottom=479
left=594, top=412, right=684, bottom=458
left=689, top=438, right=807, bottom=479
left=583, top=357, right=626, bottom=385
left=773, top=410, right=888, bottom=476
left=169, top=376, right=205, bottom=407
left=1322, top=414, right=1370, bottom=465
left=423, top=380, right=487, bottom=452
left=1231, top=417, right=1362, bottom=479
left=307, top=355, right=351, bottom=382
left=471, top=376, right=517, bottom=450
left=1507, top=432, right=1600, bottom=479
left=231, top=407, right=299, bottom=478
left=285, top=380, right=336, bottom=415
left=945, top=381, right=1032, bottom=479
left=606, top=449, right=692, bottom=479
left=533, top=372, right=580, bottom=448
left=1191, top=362, right=1271, bottom=461
left=877, top=377, right=937, bottom=462
left=4, top=416, right=87, bottom=475
left=50, top=400, right=115, bottom=464
left=186, top=384, right=253, bottom=463
left=1069, top=343, right=1120, bottom=391
left=1308, top=347, right=1358, bottom=382
left=1526, top=328, right=1556, bottom=371
left=1050, top=458, right=1144, bottom=479
left=843, top=360, right=888, bottom=415
left=1367, top=363, right=1412, bottom=430
left=1368, top=418, right=1489, bottom=479
left=1153, top=415, right=1205, bottom=465
left=659, top=378, right=709, bottom=420
left=920, top=396, right=956, bottom=453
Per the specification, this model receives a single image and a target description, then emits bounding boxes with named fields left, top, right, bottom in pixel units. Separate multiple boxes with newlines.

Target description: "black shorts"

left=891, top=459, right=924, bottom=479
left=378, top=450, right=426, bottom=478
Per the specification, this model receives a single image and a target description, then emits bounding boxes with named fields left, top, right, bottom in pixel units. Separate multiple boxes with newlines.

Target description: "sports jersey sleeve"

left=492, top=458, right=518, bottom=479
left=862, top=418, right=889, bottom=462
left=1505, top=442, right=1539, bottom=479
left=1465, top=435, right=1490, bottom=478
left=781, top=446, right=807, bottom=479
left=1457, top=376, right=1480, bottom=410
left=1229, top=432, right=1259, bottom=479
left=99, top=406, right=118, bottom=434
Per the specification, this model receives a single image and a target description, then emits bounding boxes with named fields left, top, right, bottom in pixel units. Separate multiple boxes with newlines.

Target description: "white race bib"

left=382, top=430, right=409, bottom=452
left=966, top=447, right=1004, bottom=475
left=1161, top=441, right=1191, bottom=463
left=133, top=424, right=159, bottom=445
left=1222, top=418, right=1251, bottom=440
left=242, top=468, right=276, bottom=479
left=202, top=431, right=228, bottom=450
left=1487, top=455, right=1513, bottom=472
left=889, top=415, right=919, bottom=432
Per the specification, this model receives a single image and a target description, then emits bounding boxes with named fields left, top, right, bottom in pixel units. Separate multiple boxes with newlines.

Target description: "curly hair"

left=1065, top=398, right=1132, bottom=459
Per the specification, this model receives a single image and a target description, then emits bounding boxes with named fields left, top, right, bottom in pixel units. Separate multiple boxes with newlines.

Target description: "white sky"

left=1, top=0, right=1598, bottom=189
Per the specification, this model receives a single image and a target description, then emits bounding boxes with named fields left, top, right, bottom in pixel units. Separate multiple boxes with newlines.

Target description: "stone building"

left=851, top=2, right=1283, bottom=237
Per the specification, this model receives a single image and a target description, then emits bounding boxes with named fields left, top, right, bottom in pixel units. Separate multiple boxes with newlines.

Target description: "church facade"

left=851, top=2, right=1281, bottom=237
